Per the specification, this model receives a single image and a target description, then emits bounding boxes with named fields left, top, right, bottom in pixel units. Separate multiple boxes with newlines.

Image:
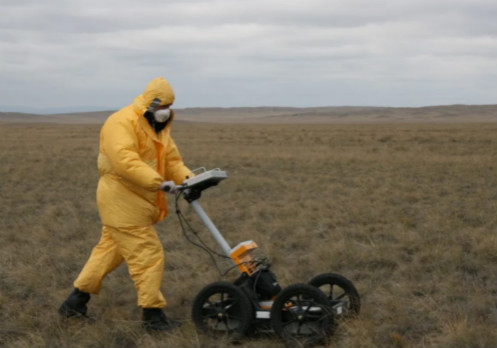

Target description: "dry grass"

left=0, top=121, right=496, bottom=348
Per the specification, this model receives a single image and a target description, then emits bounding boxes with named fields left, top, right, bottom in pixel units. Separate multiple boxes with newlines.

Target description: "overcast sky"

left=1, top=0, right=496, bottom=113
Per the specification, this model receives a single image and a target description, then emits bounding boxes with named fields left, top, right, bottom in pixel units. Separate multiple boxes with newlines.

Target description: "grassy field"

left=0, top=121, right=496, bottom=347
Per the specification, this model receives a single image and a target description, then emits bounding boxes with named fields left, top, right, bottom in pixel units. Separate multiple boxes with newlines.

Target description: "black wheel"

left=191, top=281, right=253, bottom=339
left=270, top=283, right=335, bottom=347
left=309, top=273, right=360, bottom=317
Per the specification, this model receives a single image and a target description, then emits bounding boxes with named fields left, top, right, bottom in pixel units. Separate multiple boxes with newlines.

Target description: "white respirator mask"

left=153, top=108, right=171, bottom=123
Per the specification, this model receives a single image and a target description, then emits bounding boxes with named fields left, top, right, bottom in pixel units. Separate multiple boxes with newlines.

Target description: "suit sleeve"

left=101, top=117, right=163, bottom=190
left=164, top=137, right=193, bottom=184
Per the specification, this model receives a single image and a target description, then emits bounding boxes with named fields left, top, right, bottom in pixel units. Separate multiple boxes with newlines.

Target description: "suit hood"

left=133, top=77, right=175, bottom=114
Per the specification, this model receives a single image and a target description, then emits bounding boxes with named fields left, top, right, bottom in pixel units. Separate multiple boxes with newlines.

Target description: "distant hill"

left=1, top=105, right=496, bottom=124
left=0, top=111, right=115, bottom=124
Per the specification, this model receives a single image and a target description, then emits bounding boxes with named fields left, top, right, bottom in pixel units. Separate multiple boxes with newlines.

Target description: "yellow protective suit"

left=74, top=77, right=193, bottom=308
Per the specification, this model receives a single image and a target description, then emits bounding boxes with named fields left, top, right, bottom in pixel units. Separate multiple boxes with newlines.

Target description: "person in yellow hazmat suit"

left=58, top=77, right=193, bottom=332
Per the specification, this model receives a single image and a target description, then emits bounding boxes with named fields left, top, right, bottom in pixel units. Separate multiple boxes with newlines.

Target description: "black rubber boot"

left=142, top=308, right=182, bottom=332
left=58, top=288, right=91, bottom=318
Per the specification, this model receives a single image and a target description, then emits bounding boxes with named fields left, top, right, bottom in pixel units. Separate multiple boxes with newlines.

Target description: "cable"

left=252, top=268, right=263, bottom=295
left=174, top=192, right=230, bottom=259
left=174, top=192, right=233, bottom=277
left=173, top=191, right=270, bottom=279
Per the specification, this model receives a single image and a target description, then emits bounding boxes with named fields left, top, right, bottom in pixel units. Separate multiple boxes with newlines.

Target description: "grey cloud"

left=0, top=0, right=496, bottom=111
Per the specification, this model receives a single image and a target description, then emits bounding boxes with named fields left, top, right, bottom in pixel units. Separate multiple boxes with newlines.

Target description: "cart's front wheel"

left=191, top=281, right=252, bottom=339
left=309, top=273, right=360, bottom=317
left=270, top=283, right=335, bottom=347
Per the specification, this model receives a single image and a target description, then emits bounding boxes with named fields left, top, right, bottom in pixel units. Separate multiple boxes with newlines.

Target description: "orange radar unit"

left=230, top=240, right=259, bottom=275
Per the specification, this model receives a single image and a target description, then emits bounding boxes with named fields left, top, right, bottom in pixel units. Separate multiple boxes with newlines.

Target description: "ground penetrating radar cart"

left=164, top=168, right=360, bottom=347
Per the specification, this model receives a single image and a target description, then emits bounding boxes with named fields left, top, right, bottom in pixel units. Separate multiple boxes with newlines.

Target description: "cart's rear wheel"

left=309, top=273, right=360, bottom=317
left=191, top=281, right=252, bottom=339
left=270, top=283, right=335, bottom=347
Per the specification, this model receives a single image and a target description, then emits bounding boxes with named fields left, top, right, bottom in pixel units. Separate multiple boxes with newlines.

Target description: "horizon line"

left=2, top=103, right=496, bottom=115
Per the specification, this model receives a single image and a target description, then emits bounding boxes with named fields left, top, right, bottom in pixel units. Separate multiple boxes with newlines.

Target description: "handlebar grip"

left=161, top=183, right=185, bottom=193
